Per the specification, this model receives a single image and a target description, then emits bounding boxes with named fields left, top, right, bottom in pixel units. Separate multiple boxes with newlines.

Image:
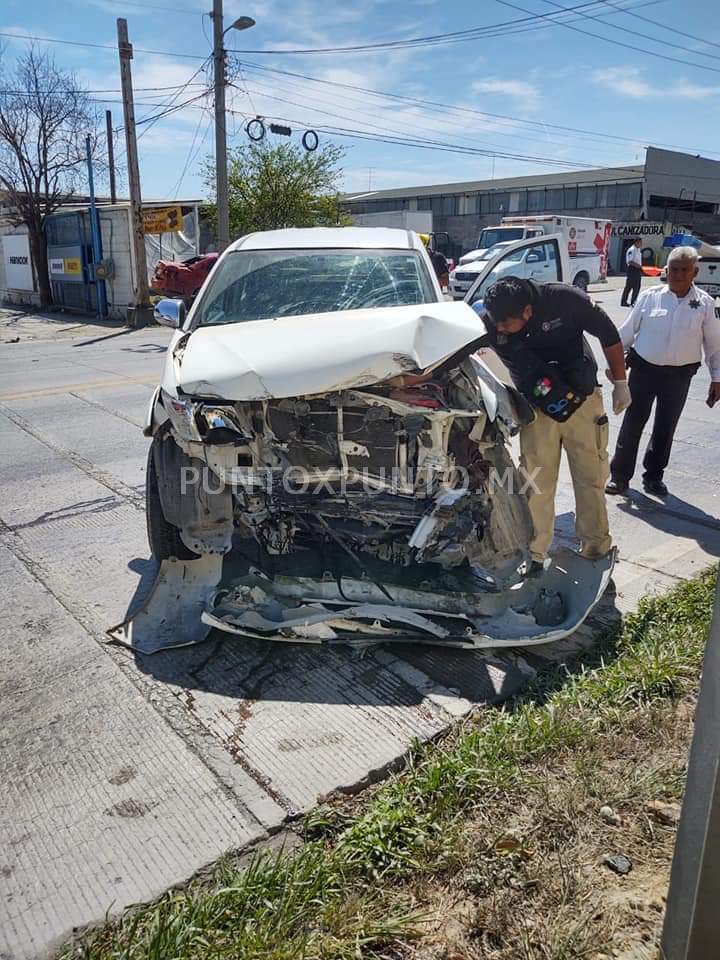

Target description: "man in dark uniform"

left=429, top=247, right=449, bottom=287
left=420, top=233, right=449, bottom=289
left=479, top=277, right=629, bottom=570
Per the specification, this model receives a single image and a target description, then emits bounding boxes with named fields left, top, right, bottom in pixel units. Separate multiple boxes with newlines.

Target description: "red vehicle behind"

left=151, top=253, right=218, bottom=302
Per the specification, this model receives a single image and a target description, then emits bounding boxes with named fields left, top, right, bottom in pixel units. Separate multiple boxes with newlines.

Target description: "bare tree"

left=0, top=47, right=104, bottom=306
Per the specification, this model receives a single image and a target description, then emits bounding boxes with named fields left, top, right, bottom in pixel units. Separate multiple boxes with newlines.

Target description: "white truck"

left=450, top=215, right=612, bottom=299
left=660, top=237, right=720, bottom=297
left=694, top=240, right=720, bottom=296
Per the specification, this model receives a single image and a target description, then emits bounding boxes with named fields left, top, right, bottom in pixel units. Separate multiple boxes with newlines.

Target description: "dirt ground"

left=389, top=697, right=694, bottom=960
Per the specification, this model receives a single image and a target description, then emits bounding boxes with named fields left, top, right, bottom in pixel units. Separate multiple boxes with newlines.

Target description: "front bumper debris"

left=108, top=548, right=615, bottom=656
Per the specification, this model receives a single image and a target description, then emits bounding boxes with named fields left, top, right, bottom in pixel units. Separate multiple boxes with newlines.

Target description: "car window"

left=479, top=228, right=524, bottom=247
left=525, top=245, right=546, bottom=263
left=195, top=248, right=437, bottom=326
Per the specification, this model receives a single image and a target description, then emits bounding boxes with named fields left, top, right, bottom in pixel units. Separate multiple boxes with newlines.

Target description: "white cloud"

left=674, top=79, right=720, bottom=99
left=591, top=67, right=653, bottom=98
left=592, top=67, right=719, bottom=101
left=471, top=77, right=541, bottom=110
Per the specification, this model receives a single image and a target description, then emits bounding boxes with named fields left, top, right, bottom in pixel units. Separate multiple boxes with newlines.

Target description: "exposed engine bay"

left=159, top=353, right=534, bottom=583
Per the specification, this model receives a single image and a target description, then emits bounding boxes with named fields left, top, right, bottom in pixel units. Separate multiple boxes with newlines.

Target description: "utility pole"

left=106, top=110, right=117, bottom=204
left=211, top=4, right=255, bottom=252
left=662, top=573, right=720, bottom=959
left=212, top=0, right=230, bottom=252
left=86, top=134, right=108, bottom=320
left=117, top=17, right=152, bottom=326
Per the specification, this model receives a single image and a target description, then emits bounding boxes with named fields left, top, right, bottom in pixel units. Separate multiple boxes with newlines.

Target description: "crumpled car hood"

left=175, top=301, right=486, bottom=400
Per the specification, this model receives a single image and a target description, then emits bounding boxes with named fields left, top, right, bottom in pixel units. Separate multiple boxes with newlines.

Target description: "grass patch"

left=64, top=569, right=716, bottom=960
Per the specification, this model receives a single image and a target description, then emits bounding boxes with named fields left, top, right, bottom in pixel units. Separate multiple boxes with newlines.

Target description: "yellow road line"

left=0, top=376, right=158, bottom=402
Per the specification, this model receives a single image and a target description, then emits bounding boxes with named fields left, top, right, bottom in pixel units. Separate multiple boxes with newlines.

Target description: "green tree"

left=204, top=140, right=350, bottom=239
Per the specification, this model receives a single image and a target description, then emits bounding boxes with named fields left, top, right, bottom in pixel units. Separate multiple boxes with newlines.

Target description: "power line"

left=225, top=0, right=644, bottom=55
left=227, top=108, right=599, bottom=166
left=602, top=0, right=720, bottom=52
left=236, top=59, right=720, bottom=159
left=237, top=66, right=650, bottom=159
left=132, top=57, right=212, bottom=139
left=0, top=31, right=207, bottom=60
left=543, top=0, right=720, bottom=63
left=232, top=78, right=638, bottom=168
left=0, top=1, right=649, bottom=65
left=135, top=92, right=211, bottom=127
left=0, top=83, right=208, bottom=97
left=226, top=98, right=609, bottom=167
left=168, top=112, right=213, bottom=199
left=226, top=100, right=720, bottom=183
left=76, top=0, right=204, bottom=14
left=495, top=0, right=720, bottom=75
left=598, top=0, right=720, bottom=58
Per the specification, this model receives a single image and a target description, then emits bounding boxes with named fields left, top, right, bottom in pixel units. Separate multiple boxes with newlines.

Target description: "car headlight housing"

left=162, top=391, right=202, bottom=441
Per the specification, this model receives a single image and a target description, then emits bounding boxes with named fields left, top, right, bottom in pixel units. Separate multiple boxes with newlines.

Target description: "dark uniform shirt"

left=429, top=249, right=448, bottom=279
left=485, top=280, right=621, bottom=401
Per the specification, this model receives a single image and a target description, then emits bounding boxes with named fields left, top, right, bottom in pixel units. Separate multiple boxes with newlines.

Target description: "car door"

left=524, top=243, right=553, bottom=280
left=464, top=235, right=564, bottom=307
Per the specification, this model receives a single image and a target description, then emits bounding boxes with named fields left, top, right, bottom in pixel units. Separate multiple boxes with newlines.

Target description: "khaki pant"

left=519, top=387, right=612, bottom=562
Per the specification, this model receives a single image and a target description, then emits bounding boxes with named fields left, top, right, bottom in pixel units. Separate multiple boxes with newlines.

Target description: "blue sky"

left=2, top=0, right=720, bottom=200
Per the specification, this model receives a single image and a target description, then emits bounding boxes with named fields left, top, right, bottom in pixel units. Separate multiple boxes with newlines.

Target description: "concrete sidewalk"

left=1, top=280, right=718, bottom=959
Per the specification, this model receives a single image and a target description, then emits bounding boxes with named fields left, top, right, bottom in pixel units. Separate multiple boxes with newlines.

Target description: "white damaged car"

left=113, top=228, right=614, bottom=655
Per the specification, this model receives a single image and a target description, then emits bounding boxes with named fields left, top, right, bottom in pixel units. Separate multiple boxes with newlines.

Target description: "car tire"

left=145, top=435, right=198, bottom=561
left=573, top=272, right=589, bottom=292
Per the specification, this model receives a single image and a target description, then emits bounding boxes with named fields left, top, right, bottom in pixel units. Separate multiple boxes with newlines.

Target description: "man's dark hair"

left=483, top=276, right=532, bottom=324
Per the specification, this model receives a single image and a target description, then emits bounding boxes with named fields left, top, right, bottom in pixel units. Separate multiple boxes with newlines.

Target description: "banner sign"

left=142, top=206, right=184, bottom=234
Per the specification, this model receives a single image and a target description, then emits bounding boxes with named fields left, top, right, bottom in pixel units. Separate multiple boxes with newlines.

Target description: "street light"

left=226, top=16, right=255, bottom=33
left=212, top=3, right=255, bottom=252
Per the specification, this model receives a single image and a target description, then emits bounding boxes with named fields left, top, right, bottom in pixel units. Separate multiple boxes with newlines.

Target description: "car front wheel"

left=145, top=435, right=198, bottom=560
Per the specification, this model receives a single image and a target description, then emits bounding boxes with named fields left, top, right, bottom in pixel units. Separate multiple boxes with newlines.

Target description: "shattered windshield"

left=195, top=248, right=437, bottom=326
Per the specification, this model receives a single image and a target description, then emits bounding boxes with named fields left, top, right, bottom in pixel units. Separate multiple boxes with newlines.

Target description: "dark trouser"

left=610, top=354, right=698, bottom=484
left=621, top=264, right=642, bottom=306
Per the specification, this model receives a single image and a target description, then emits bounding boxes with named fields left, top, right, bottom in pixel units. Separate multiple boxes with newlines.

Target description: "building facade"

left=343, top=148, right=720, bottom=272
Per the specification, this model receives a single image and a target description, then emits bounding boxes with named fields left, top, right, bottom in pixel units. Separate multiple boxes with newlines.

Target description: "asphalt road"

left=1, top=281, right=719, bottom=958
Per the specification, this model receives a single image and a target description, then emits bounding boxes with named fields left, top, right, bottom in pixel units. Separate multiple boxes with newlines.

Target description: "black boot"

left=643, top=478, right=668, bottom=497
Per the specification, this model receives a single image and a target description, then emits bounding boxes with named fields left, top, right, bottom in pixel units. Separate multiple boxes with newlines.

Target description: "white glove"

left=612, top=379, right=631, bottom=415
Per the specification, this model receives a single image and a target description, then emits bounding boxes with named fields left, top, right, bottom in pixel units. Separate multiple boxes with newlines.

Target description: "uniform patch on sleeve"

left=533, top=376, right=552, bottom=397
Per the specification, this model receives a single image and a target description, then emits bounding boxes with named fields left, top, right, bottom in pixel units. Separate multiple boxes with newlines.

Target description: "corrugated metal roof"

left=343, top=164, right=645, bottom=202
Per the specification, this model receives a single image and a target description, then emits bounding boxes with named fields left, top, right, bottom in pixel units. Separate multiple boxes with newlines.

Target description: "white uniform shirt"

left=619, top=283, right=720, bottom=380
left=626, top=245, right=642, bottom=268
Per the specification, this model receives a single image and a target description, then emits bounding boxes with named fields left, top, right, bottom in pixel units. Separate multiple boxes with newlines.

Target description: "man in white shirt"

left=620, top=238, right=643, bottom=307
left=606, top=246, right=720, bottom=497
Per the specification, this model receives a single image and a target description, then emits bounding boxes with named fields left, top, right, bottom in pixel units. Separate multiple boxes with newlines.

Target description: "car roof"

left=229, top=227, right=422, bottom=252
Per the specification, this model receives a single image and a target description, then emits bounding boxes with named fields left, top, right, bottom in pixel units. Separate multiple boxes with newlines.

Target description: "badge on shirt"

left=690, top=299, right=700, bottom=309
left=533, top=377, right=552, bottom=397
left=541, top=317, right=563, bottom=333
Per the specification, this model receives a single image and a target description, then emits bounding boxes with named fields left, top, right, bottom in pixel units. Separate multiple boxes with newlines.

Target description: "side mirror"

left=154, top=298, right=186, bottom=329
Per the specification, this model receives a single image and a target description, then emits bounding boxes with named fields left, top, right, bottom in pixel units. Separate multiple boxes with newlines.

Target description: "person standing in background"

left=420, top=233, right=449, bottom=289
left=621, top=237, right=643, bottom=307
left=606, top=246, right=720, bottom=498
